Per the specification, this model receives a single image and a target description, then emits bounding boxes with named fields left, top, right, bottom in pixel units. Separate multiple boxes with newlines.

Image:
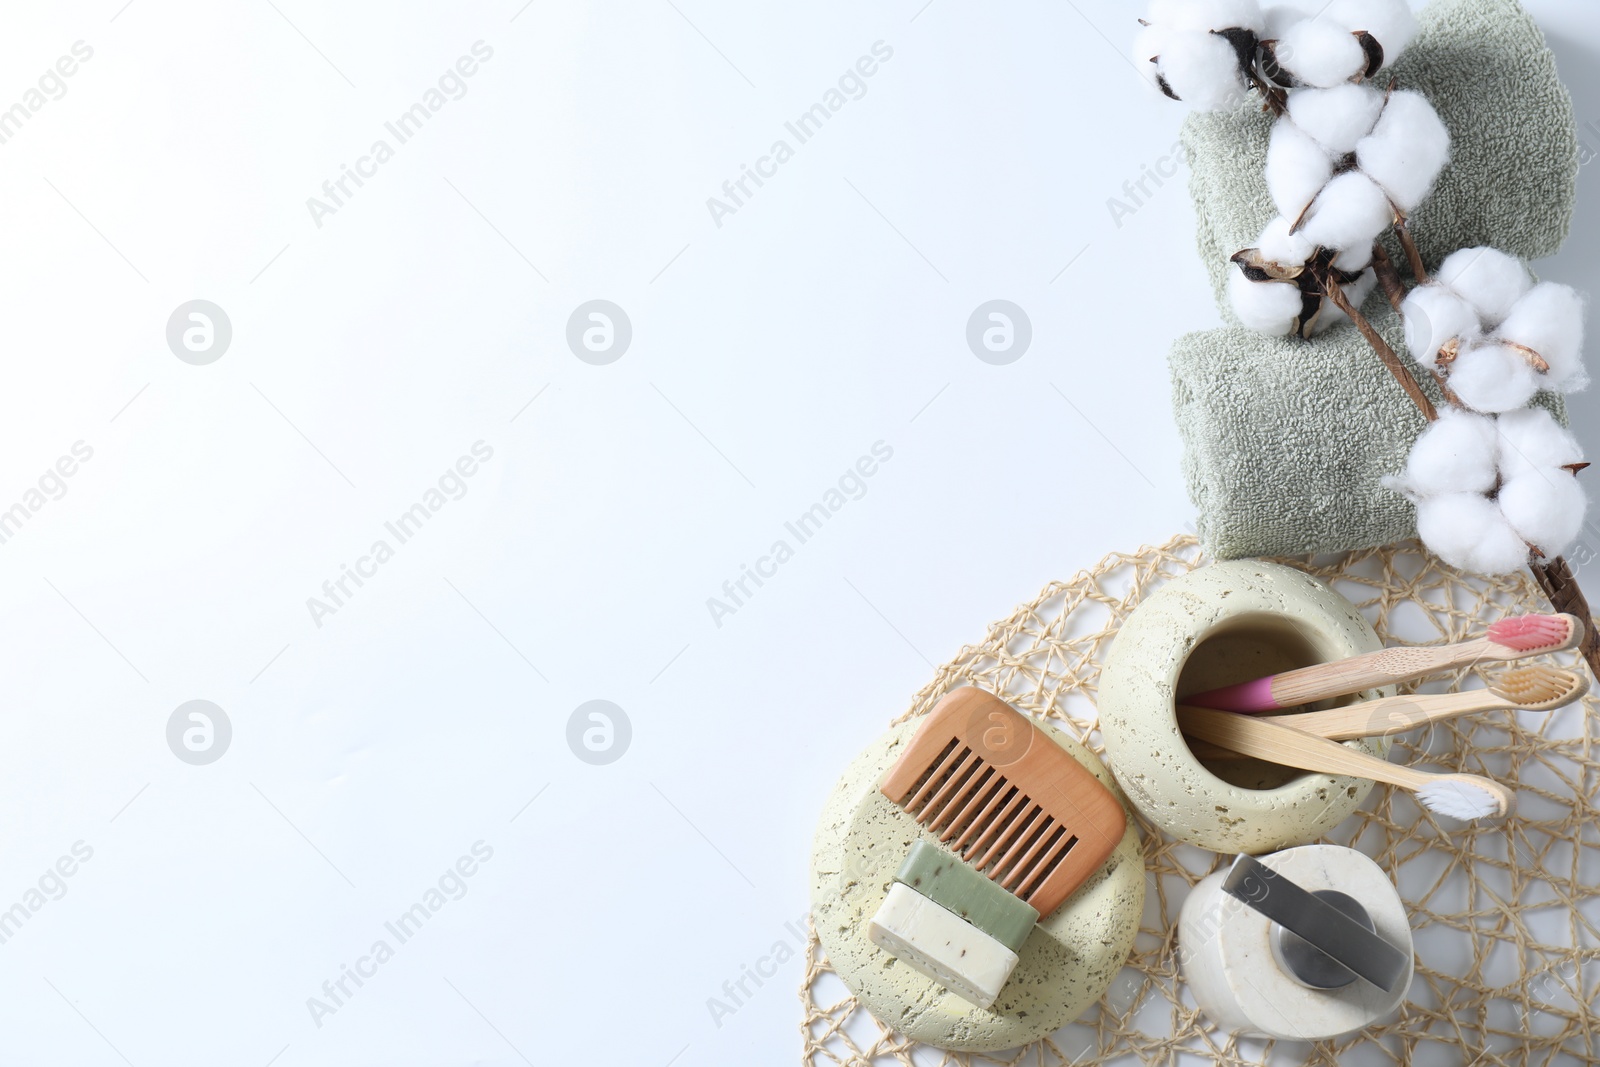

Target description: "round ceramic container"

left=1178, top=844, right=1413, bottom=1040
left=1097, top=560, right=1392, bottom=855
left=810, top=715, right=1144, bottom=1052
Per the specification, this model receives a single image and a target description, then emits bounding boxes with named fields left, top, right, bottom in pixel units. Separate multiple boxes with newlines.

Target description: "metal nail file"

left=1222, top=854, right=1409, bottom=993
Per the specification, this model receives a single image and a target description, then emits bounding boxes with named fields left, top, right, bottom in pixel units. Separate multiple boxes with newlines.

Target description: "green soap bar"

left=894, top=839, right=1039, bottom=952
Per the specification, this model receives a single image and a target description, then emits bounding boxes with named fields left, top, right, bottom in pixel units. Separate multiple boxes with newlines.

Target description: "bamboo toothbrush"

left=1192, top=665, right=1586, bottom=747
left=1183, top=613, right=1584, bottom=712
left=1177, top=705, right=1514, bottom=820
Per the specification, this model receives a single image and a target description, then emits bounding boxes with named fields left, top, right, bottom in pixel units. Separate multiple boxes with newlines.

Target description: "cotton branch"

left=1359, top=237, right=1600, bottom=677
left=1316, top=265, right=1436, bottom=422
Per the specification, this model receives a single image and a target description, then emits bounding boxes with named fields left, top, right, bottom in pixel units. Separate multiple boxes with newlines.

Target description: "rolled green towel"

left=1172, top=304, right=1566, bottom=560
left=1171, top=0, right=1579, bottom=561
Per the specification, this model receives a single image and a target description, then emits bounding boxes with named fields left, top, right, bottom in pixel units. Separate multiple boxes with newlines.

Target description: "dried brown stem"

left=1255, top=79, right=1288, bottom=117
left=1394, top=216, right=1428, bottom=283
left=1429, top=370, right=1465, bottom=410
left=1370, top=244, right=1407, bottom=312
left=1369, top=246, right=1467, bottom=407
left=1528, top=555, right=1600, bottom=676
left=1318, top=273, right=1437, bottom=421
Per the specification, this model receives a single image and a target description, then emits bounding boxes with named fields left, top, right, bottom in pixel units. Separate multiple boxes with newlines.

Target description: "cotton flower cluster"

left=1135, top=0, right=1594, bottom=579
left=1387, top=246, right=1591, bottom=573
left=1226, top=218, right=1375, bottom=337
left=1268, top=86, right=1448, bottom=245
left=1136, top=0, right=1445, bottom=339
left=1259, top=0, right=1417, bottom=89
left=1134, top=0, right=1416, bottom=111
left=1133, top=0, right=1265, bottom=110
left=1388, top=407, right=1586, bottom=573
left=1403, top=247, right=1588, bottom=411
left=1227, top=83, right=1448, bottom=337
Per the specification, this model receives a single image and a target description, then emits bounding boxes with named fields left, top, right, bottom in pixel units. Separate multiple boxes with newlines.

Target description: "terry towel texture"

left=1170, top=0, right=1579, bottom=560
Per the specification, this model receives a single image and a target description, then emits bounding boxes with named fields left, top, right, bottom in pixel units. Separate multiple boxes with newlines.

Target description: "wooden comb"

left=879, top=687, right=1126, bottom=918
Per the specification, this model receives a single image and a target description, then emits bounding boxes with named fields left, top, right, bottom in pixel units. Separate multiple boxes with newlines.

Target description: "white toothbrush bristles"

left=1414, top=778, right=1503, bottom=821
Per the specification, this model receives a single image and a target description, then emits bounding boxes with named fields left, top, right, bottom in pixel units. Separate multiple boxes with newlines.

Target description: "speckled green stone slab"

left=810, top=715, right=1144, bottom=1052
left=893, top=840, right=1038, bottom=953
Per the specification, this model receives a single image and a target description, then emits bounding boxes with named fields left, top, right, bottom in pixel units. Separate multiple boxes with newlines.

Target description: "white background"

left=0, top=1, right=1594, bottom=1064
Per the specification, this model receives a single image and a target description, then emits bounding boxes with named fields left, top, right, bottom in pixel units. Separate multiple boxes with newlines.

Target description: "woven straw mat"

left=799, top=534, right=1599, bottom=1066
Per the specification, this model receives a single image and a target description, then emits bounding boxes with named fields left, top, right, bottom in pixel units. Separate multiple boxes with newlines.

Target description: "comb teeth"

left=1490, top=665, right=1586, bottom=709
left=1487, top=613, right=1574, bottom=652
left=897, top=746, right=1076, bottom=908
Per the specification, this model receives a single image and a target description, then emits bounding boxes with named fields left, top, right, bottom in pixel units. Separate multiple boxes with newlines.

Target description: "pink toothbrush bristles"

left=1486, top=614, right=1571, bottom=651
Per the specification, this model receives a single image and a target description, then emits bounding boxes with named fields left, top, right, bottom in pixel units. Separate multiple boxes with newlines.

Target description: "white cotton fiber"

left=1297, top=170, right=1392, bottom=251
left=1402, top=284, right=1479, bottom=370
left=1153, top=31, right=1250, bottom=109
left=1437, top=247, right=1533, bottom=326
left=1229, top=269, right=1304, bottom=335
left=1149, top=0, right=1265, bottom=33
left=1273, top=19, right=1366, bottom=87
left=1416, top=493, right=1531, bottom=574
left=1313, top=268, right=1376, bottom=333
left=1447, top=343, right=1540, bottom=414
left=1496, top=407, right=1584, bottom=482
left=1326, top=0, right=1418, bottom=63
left=1132, top=25, right=1169, bottom=91
left=1498, top=472, right=1586, bottom=556
left=1496, top=282, right=1587, bottom=391
left=1287, top=84, right=1385, bottom=153
left=1264, top=0, right=1320, bottom=39
left=1400, top=409, right=1498, bottom=496
left=1356, top=90, right=1450, bottom=211
left=1255, top=215, right=1315, bottom=268
left=1266, top=121, right=1334, bottom=221
left=1332, top=245, right=1373, bottom=273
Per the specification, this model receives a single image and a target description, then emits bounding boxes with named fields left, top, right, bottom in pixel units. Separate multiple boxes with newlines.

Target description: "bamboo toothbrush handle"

left=1262, top=642, right=1486, bottom=707
left=1177, top=706, right=1427, bottom=790
left=1246, top=689, right=1492, bottom=740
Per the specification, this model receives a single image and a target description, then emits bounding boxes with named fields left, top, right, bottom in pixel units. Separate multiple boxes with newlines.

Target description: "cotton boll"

left=1448, top=343, right=1540, bottom=414
left=1496, top=407, right=1584, bottom=482
left=1271, top=20, right=1367, bottom=87
left=1154, top=31, right=1250, bottom=109
left=1356, top=90, right=1450, bottom=212
left=1400, top=409, right=1498, bottom=496
left=1325, top=0, right=1418, bottom=65
left=1229, top=269, right=1305, bottom=335
left=1265, top=121, right=1334, bottom=221
left=1297, top=170, right=1392, bottom=251
left=1313, top=268, right=1376, bottom=333
left=1149, top=0, right=1265, bottom=33
left=1255, top=215, right=1315, bottom=268
left=1437, top=247, right=1532, bottom=326
left=1416, top=493, right=1531, bottom=574
left=1332, top=244, right=1372, bottom=273
left=1287, top=84, right=1385, bottom=153
left=1263, top=0, right=1320, bottom=39
left=1498, top=472, right=1586, bottom=556
left=1402, top=284, right=1479, bottom=370
left=1132, top=25, right=1170, bottom=92
left=1496, top=282, right=1587, bottom=391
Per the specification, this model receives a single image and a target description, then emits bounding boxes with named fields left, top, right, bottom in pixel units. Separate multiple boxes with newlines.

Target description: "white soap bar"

left=867, top=882, right=1019, bottom=1008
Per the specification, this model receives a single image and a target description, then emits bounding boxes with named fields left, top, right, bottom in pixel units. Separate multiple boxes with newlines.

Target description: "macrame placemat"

left=800, top=534, right=1599, bottom=1065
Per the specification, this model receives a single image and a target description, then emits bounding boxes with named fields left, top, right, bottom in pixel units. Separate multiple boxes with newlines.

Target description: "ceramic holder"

left=1178, top=844, right=1414, bottom=1040
left=1098, top=560, right=1392, bottom=854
